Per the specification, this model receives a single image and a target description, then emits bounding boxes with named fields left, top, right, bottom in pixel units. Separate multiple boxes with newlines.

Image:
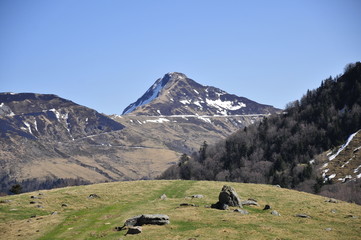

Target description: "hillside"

left=160, top=62, right=361, bottom=203
left=1, top=180, right=360, bottom=240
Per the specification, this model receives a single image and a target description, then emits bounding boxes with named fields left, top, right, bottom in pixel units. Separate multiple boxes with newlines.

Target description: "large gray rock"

left=124, top=214, right=170, bottom=227
left=218, top=185, right=241, bottom=207
left=211, top=185, right=241, bottom=210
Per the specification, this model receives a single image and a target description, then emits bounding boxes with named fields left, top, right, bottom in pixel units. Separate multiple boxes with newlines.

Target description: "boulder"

left=180, top=203, right=197, bottom=207
left=88, top=194, right=100, bottom=199
left=124, top=214, right=170, bottom=227
left=241, top=200, right=259, bottom=206
left=263, top=205, right=271, bottom=210
left=211, top=202, right=229, bottom=210
left=126, top=226, right=142, bottom=235
left=218, top=185, right=241, bottom=207
left=190, top=194, right=204, bottom=199
left=270, top=210, right=278, bottom=216
left=234, top=209, right=249, bottom=215
left=325, top=198, right=338, bottom=203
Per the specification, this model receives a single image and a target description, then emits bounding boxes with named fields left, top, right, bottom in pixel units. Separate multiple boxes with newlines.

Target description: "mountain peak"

left=122, top=72, right=189, bottom=115
left=122, top=73, right=281, bottom=116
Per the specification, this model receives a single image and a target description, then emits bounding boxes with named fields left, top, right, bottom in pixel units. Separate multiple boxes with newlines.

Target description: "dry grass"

left=0, top=180, right=360, bottom=240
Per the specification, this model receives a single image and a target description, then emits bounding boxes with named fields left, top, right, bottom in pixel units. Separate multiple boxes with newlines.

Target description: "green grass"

left=1, top=180, right=361, bottom=240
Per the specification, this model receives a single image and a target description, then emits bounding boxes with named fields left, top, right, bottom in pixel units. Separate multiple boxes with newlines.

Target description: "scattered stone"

left=234, top=209, right=249, bottom=215
left=180, top=203, right=197, bottom=207
left=241, top=200, right=259, bottom=206
left=160, top=194, right=167, bottom=200
left=123, top=214, right=170, bottom=227
left=275, top=185, right=281, bottom=188
left=61, top=203, right=68, bottom=207
left=295, top=214, right=311, bottom=218
left=271, top=210, right=281, bottom=216
left=126, top=226, right=142, bottom=235
left=30, top=215, right=37, bottom=218
left=211, top=202, right=229, bottom=210
left=88, top=194, right=100, bottom=199
left=30, top=196, right=39, bottom=199
left=263, top=205, right=271, bottom=210
left=325, top=198, right=338, bottom=203
left=190, top=194, right=204, bottom=199
left=345, top=215, right=358, bottom=219
left=36, top=205, right=43, bottom=208
left=38, top=193, right=44, bottom=196
left=325, top=228, right=332, bottom=231
left=29, top=201, right=37, bottom=204
left=331, top=209, right=337, bottom=213
left=0, top=199, right=11, bottom=203
left=51, top=211, right=58, bottom=215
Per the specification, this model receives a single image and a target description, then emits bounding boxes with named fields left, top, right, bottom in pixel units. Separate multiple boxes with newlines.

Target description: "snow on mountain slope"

left=122, top=72, right=281, bottom=116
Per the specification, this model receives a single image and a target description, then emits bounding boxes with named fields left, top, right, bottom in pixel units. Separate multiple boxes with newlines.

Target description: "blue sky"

left=1, top=0, right=360, bottom=114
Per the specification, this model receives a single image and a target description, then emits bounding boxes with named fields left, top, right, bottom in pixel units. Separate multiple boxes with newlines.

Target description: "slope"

left=0, top=180, right=360, bottom=240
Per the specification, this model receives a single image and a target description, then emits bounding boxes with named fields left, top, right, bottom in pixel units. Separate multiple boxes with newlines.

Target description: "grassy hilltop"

left=0, top=180, right=360, bottom=240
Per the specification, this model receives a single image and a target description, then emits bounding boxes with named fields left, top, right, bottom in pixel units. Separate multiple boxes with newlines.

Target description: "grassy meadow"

left=0, top=180, right=360, bottom=240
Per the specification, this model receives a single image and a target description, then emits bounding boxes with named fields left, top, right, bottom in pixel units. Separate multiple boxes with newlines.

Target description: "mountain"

left=123, top=72, right=279, bottom=116
left=0, top=73, right=279, bottom=194
left=160, top=62, right=361, bottom=204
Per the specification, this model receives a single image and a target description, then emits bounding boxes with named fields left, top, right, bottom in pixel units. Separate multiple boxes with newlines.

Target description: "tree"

left=199, top=141, right=208, bottom=163
left=9, top=184, right=22, bottom=194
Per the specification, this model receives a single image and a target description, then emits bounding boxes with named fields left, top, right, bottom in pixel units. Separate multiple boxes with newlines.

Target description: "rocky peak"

left=122, top=73, right=281, bottom=116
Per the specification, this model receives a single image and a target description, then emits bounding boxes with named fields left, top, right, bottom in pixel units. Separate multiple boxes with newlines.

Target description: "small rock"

left=275, top=185, right=281, bottom=188
left=0, top=199, right=11, bottom=203
left=30, top=215, right=37, bottom=218
left=234, top=209, right=249, bottom=215
left=295, top=214, right=311, bottom=218
left=126, top=226, right=142, bottom=235
left=30, top=196, right=38, bottom=199
left=36, top=205, right=43, bottom=208
left=51, top=211, right=58, bottom=215
left=331, top=209, right=337, bottom=213
left=345, top=215, right=358, bottom=219
left=180, top=203, right=197, bottom=207
left=30, top=201, right=37, bottom=204
left=88, top=194, right=100, bottom=199
left=325, top=198, right=338, bottom=203
left=325, top=228, right=332, bottom=231
left=190, top=194, right=204, bottom=199
left=211, top=202, right=229, bottom=210
left=241, top=200, right=259, bottom=206
left=271, top=210, right=281, bottom=216
left=61, top=203, right=68, bottom=207
left=38, top=193, right=44, bottom=196
left=160, top=194, right=167, bottom=200
left=263, top=205, right=271, bottom=210
left=124, top=214, right=170, bottom=227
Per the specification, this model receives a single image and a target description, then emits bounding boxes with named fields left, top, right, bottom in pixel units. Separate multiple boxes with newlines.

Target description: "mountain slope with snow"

left=122, top=72, right=281, bottom=116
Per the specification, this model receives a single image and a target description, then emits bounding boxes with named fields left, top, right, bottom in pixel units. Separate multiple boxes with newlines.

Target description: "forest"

left=160, top=62, right=361, bottom=203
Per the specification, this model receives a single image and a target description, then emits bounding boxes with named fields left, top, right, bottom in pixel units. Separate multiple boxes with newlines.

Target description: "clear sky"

left=1, top=0, right=360, bottom=114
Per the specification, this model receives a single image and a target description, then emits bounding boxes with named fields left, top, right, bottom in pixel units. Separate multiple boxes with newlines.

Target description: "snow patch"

left=206, top=99, right=246, bottom=114
left=145, top=118, right=170, bottom=123
left=197, top=116, right=211, bottom=123
left=329, top=131, right=359, bottom=161
left=354, top=165, right=361, bottom=173
left=180, top=99, right=191, bottom=105
left=193, top=89, right=199, bottom=94
left=309, top=159, right=315, bottom=164
left=23, top=122, right=32, bottom=134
